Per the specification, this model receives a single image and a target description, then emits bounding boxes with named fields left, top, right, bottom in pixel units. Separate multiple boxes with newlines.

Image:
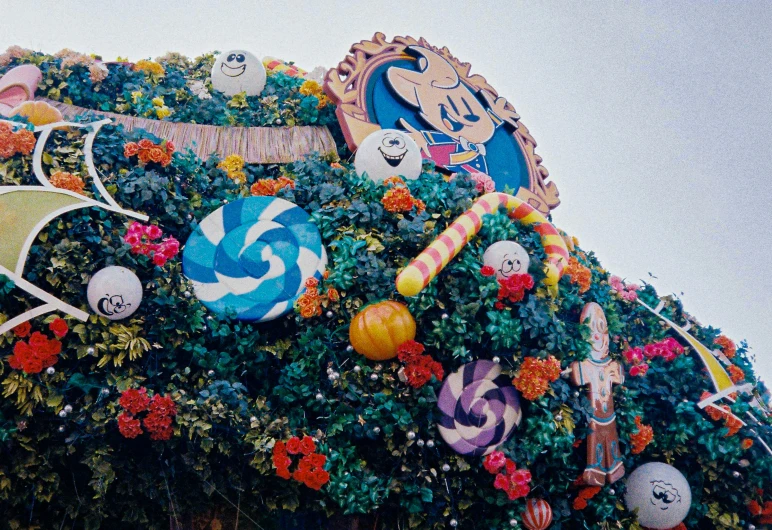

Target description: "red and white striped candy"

left=521, top=498, right=553, bottom=530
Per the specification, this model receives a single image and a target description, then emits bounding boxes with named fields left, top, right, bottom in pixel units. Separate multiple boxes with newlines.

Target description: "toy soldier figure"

left=570, top=302, right=625, bottom=486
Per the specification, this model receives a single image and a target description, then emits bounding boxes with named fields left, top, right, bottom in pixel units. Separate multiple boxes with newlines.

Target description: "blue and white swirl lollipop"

left=182, top=197, right=327, bottom=322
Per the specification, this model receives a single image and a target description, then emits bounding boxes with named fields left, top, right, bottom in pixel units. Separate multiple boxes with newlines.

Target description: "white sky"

left=2, top=1, right=770, bottom=385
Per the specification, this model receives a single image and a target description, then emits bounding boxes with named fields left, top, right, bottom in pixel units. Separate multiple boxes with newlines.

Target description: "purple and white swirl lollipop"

left=437, top=360, right=522, bottom=456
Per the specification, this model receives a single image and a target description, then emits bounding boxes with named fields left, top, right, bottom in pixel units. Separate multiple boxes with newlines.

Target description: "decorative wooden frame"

left=324, top=32, right=560, bottom=215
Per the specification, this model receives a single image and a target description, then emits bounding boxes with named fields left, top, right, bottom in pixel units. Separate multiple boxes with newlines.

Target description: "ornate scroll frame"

left=323, top=32, right=560, bottom=215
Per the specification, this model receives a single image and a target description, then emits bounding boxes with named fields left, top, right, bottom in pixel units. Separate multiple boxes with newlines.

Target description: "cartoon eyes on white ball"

left=500, top=257, right=522, bottom=275
left=227, top=53, right=246, bottom=63
left=381, top=135, right=406, bottom=149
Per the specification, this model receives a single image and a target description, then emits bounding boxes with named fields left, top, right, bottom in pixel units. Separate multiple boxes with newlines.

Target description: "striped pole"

left=395, top=193, right=569, bottom=297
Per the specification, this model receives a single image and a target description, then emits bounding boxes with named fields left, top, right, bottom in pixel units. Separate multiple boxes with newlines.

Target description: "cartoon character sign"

left=569, top=302, right=625, bottom=486
left=625, top=462, right=692, bottom=529
left=324, top=33, right=560, bottom=215
left=211, top=50, right=267, bottom=97
left=354, top=129, right=423, bottom=182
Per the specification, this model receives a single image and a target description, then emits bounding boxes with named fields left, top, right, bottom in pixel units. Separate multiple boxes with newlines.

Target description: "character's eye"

left=390, top=137, right=406, bottom=149
left=500, top=259, right=514, bottom=274
left=461, top=96, right=480, bottom=122
left=236, top=54, right=246, bottom=63
left=227, top=54, right=236, bottom=62
left=446, top=95, right=460, bottom=115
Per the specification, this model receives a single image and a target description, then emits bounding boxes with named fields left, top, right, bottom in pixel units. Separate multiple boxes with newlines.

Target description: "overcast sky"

left=2, top=0, right=770, bottom=386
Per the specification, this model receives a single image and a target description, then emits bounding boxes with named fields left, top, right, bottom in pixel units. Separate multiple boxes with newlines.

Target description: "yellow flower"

left=131, top=91, right=143, bottom=104
left=134, top=59, right=165, bottom=77
left=217, top=154, right=245, bottom=174
left=155, top=106, right=172, bottom=120
left=299, top=80, right=323, bottom=97
left=151, top=96, right=165, bottom=107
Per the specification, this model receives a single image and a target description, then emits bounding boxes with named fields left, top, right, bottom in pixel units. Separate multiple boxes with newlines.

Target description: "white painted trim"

left=0, top=303, right=55, bottom=335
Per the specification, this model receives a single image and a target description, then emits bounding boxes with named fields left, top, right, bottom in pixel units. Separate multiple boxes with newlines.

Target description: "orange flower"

left=250, top=177, right=295, bottom=196
left=327, top=288, right=339, bottom=302
left=512, top=356, right=562, bottom=400
left=630, top=416, right=654, bottom=454
left=49, top=171, right=86, bottom=195
left=0, top=123, right=36, bottom=158
left=741, top=438, right=754, bottom=450
left=714, top=335, right=736, bottom=359
left=728, top=364, right=745, bottom=384
left=382, top=186, right=425, bottom=213
left=383, top=176, right=405, bottom=187
left=565, top=257, right=592, bottom=293
left=330, top=162, right=343, bottom=169
left=13, top=129, right=35, bottom=154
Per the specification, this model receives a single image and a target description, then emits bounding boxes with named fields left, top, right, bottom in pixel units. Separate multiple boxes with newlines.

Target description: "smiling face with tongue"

left=354, top=129, right=423, bottom=183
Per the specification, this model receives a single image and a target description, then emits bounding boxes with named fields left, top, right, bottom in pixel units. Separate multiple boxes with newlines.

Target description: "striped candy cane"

left=395, top=193, right=569, bottom=297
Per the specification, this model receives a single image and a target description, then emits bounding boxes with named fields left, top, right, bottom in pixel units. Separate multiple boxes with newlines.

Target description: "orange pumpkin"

left=349, top=301, right=416, bottom=361
left=9, top=100, right=63, bottom=126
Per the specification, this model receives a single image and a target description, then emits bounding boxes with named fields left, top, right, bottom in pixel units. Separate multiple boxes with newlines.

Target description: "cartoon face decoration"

left=87, top=266, right=143, bottom=320
left=211, top=50, right=266, bottom=97
left=482, top=241, right=530, bottom=281
left=353, top=129, right=423, bottom=183
left=388, top=46, right=498, bottom=146
left=625, top=463, right=692, bottom=529
left=581, top=302, right=609, bottom=361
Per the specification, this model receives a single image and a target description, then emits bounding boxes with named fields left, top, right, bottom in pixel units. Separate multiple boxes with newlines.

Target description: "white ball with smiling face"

left=211, top=50, right=266, bottom=97
left=483, top=241, right=530, bottom=281
left=625, top=463, right=691, bottom=529
left=354, top=129, right=423, bottom=183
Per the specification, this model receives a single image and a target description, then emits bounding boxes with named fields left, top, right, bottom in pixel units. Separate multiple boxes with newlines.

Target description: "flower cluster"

left=608, top=275, right=639, bottom=301
left=53, top=48, right=107, bottom=83
left=644, top=337, right=684, bottom=361
left=396, top=340, right=444, bottom=389
left=727, top=364, right=745, bottom=384
left=572, top=485, right=601, bottom=510
left=495, top=273, right=535, bottom=308
left=298, top=79, right=331, bottom=109
left=741, top=438, right=754, bottom=450
left=701, top=392, right=743, bottom=437
left=49, top=171, right=86, bottom=195
left=483, top=451, right=532, bottom=501
left=0, top=122, right=36, bottom=159
left=512, top=356, right=562, bottom=400
left=466, top=172, right=495, bottom=193
left=295, top=277, right=339, bottom=319
left=714, top=335, right=736, bottom=359
left=123, top=138, right=174, bottom=167
left=0, top=45, right=32, bottom=67
left=117, top=388, right=177, bottom=441
left=381, top=177, right=425, bottom=213
left=123, top=221, right=180, bottom=266
left=7, top=319, right=68, bottom=374
left=565, top=256, right=592, bottom=293
left=272, top=436, right=330, bottom=490
left=250, top=176, right=295, bottom=196
left=133, top=59, right=165, bottom=77
left=150, top=95, right=172, bottom=120
left=629, top=416, right=654, bottom=454
left=217, top=154, right=246, bottom=184
left=748, top=496, right=772, bottom=525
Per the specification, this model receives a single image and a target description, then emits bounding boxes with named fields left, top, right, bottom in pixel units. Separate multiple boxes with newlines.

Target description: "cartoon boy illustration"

left=386, top=46, right=521, bottom=175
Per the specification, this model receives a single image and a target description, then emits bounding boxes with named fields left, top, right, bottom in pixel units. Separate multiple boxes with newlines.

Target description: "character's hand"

left=481, top=90, right=520, bottom=129
left=398, top=119, right=431, bottom=157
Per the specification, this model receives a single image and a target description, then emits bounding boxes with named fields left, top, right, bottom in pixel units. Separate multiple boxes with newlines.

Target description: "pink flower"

left=152, top=253, right=167, bottom=267
left=127, top=222, right=144, bottom=235
left=469, top=172, right=495, bottom=193
left=509, top=469, right=531, bottom=486
left=664, top=337, right=684, bottom=354
left=493, top=473, right=509, bottom=490
left=483, top=451, right=506, bottom=474
left=124, top=233, right=140, bottom=246
left=624, top=347, right=644, bottom=365
left=629, top=364, right=649, bottom=377
left=145, top=225, right=163, bottom=240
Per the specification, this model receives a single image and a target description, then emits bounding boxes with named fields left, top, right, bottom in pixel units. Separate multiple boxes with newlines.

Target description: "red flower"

left=286, top=436, right=302, bottom=454
left=304, top=468, right=330, bottom=490
left=623, top=347, right=644, bottom=365
left=119, top=388, right=150, bottom=414
left=49, top=318, right=68, bottom=338
left=149, top=394, right=177, bottom=417
left=12, top=322, right=31, bottom=338
left=276, top=466, right=291, bottom=480
left=308, top=453, right=326, bottom=467
left=741, top=438, right=754, bottom=450
left=493, top=473, right=509, bottom=490
left=496, top=273, right=534, bottom=305
left=397, top=340, right=426, bottom=364
left=144, top=411, right=174, bottom=440
left=118, top=413, right=143, bottom=439
left=629, top=364, right=649, bottom=377
left=273, top=440, right=287, bottom=456
left=483, top=451, right=506, bottom=474
left=480, top=265, right=496, bottom=277
left=300, top=435, right=316, bottom=455
left=29, top=331, right=48, bottom=349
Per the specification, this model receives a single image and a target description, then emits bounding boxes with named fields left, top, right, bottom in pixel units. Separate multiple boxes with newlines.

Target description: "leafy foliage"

left=0, top=49, right=770, bottom=530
